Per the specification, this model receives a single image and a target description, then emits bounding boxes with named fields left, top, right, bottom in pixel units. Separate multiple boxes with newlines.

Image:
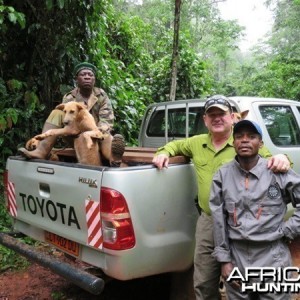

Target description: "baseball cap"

left=233, top=120, right=263, bottom=137
left=204, top=95, right=232, bottom=113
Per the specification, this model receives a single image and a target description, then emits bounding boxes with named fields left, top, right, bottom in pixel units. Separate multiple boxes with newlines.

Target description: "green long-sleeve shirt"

left=156, top=133, right=272, bottom=215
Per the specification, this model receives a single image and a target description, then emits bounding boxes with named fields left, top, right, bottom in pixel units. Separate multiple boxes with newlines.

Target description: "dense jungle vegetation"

left=0, top=0, right=300, bottom=269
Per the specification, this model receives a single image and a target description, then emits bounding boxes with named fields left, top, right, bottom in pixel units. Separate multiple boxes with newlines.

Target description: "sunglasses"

left=204, top=98, right=232, bottom=112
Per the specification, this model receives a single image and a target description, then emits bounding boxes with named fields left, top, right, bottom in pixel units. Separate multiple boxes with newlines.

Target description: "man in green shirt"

left=152, top=95, right=291, bottom=300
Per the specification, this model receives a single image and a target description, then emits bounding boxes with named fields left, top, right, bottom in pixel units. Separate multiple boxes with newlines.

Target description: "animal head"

left=56, top=101, right=86, bottom=126
left=233, top=110, right=249, bottom=124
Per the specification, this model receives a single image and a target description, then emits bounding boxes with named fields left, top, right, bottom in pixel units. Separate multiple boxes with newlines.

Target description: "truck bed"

left=52, top=146, right=190, bottom=166
left=5, top=148, right=197, bottom=283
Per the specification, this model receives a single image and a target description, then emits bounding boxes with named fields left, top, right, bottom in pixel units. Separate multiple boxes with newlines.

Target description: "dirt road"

left=0, top=262, right=171, bottom=300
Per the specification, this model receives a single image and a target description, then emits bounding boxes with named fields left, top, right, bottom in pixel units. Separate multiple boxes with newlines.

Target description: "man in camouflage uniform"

left=19, top=62, right=125, bottom=167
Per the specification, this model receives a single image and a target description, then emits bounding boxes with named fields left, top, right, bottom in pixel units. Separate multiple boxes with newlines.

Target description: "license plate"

left=45, top=231, right=80, bottom=257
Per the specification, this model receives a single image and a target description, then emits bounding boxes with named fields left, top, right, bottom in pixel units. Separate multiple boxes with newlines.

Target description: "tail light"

left=100, top=187, right=135, bottom=250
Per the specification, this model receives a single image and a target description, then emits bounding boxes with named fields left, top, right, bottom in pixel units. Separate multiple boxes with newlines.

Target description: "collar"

left=71, top=87, right=101, bottom=111
left=234, top=155, right=266, bottom=178
left=204, top=132, right=234, bottom=151
left=71, top=87, right=102, bottom=97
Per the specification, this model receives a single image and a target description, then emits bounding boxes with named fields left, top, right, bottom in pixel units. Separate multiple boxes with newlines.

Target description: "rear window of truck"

left=146, top=107, right=208, bottom=137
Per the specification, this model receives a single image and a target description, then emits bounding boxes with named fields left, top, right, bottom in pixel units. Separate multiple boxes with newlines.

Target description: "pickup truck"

left=2, top=96, right=300, bottom=295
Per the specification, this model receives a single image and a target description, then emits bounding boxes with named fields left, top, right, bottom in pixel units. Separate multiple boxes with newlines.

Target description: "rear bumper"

left=0, top=232, right=105, bottom=295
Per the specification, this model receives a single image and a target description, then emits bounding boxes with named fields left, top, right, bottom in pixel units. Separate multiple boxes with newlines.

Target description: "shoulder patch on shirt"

left=267, top=183, right=280, bottom=199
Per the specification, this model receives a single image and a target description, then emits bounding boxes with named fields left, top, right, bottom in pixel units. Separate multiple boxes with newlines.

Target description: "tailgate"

left=6, top=158, right=103, bottom=250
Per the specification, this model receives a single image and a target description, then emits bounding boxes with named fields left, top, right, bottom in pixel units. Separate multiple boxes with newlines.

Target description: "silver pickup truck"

left=2, top=96, right=300, bottom=295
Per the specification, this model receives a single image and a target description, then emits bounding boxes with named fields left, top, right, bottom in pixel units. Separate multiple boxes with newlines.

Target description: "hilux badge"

left=78, top=177, right=98, bottom=188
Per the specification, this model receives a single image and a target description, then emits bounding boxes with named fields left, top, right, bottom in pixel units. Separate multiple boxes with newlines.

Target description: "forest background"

left=1, top=0, right=300, bottom=167
left=0, top=0, right=300, bottom=269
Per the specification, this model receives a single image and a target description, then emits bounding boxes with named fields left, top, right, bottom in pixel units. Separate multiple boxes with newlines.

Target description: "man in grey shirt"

left=209, top=119, right=300, bottom=299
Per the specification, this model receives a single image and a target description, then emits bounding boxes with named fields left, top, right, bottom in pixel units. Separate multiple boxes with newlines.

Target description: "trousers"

left=194, top=213, right=221, bottom=300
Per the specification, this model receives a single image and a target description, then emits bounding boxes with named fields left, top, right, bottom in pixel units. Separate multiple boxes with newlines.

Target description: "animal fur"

left=25, top=138, right=59, bottom=161
left=25, top=137, right=40, bottom=151
left=34, top=101, right=109, bottom=165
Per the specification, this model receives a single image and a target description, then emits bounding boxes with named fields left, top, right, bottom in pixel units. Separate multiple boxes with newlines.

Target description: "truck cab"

left=139, top=96, right=300, bottom=173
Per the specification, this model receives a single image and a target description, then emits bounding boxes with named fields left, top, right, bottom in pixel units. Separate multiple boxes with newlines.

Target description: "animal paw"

left=25, top=137, right=40, bottom=150
left=82, top=132, right=94, bottom=149
left=90, top=129, right=108, bottom=141
left=86, top=139, right=94, bottom=150
left=34, top=130, right=54, bottom=140
left=34, top=133, right=46, bottom=140
left=99, top=124, right=111, bottom=135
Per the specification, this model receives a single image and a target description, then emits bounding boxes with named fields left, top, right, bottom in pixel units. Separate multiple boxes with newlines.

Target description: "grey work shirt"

left=209, top=156, right=300, bottom=263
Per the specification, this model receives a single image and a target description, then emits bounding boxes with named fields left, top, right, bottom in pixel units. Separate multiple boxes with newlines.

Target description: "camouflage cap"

left=204, top=95, right=232, bottom=113
left=73, top=62, right=97, bottom=76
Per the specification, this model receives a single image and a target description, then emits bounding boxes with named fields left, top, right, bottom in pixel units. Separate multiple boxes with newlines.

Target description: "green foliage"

left=0, top=78, right=45, bottom=170
left=235, top=57, right=300, bottom=100
left=0, top=2, right=25, bottom=28
left=0, top=200, right=32, bottom=272
left=149, top=36, right=213, bottom=102
left=0, top=0, right=247, bottom=152
left=1, top=0, right=95, bottom=112
left=51, top=291, right=67, bottom=300
left=175, top=35, right=213, bottom=99
left=88, top=2, right=153, bottom=145
left=0, top=0, right=97, bottom=168
left=227, top=0, right=300, bottom=100
left=1, top=0, right=298, bottom=160
left=270, top=0, right=300, bottom=60
left=0, top=184, right=12, bottom=233
left=0, top=244, right=29, bottom=272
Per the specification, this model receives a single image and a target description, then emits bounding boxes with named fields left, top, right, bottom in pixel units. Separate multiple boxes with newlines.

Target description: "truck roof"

left=147, top=96, right=299, bottom=113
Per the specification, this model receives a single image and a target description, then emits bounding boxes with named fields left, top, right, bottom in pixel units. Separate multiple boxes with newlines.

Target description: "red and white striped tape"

left=85, top=199, right=103, bottom=249
left=7, top=181, right=17, bottom=217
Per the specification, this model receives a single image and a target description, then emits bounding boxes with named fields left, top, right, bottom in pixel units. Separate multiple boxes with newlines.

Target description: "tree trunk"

left=169, top=0, right=182, bottom=102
